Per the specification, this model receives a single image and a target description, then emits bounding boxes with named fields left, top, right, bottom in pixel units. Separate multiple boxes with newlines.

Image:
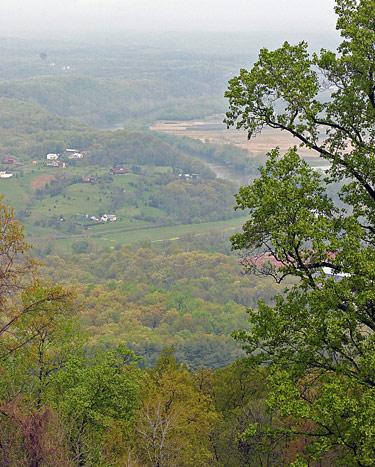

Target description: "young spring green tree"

left=0, top=199, right=143, bottom=466
left=225, top=0, right=375, bottom=465
left=0, top=198, right=83, bottom=465
left=48, top=344, right=142, bottom=466
left=0, top=198, right=78, bottom=362
left=134, top=348, right=217, bottom=467
left=212, top=359, right=285, bottom=467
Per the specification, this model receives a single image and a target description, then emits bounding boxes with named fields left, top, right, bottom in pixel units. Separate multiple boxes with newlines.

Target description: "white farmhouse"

left=0, top=171, right=13, bottom=179
left=46, top=153, right=59, bottom=160
left=101, top=214, right=117, bottom=222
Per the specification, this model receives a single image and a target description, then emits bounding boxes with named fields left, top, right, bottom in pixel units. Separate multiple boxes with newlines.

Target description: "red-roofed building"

left=2, top=156, right=19, bottom=165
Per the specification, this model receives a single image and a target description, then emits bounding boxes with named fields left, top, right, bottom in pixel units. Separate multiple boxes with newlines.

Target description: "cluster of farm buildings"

left=85, top=213, right=117, bottom=223
left=45, top=149, right=84, bottom=167
left=0, top=149, right=130, bottom=183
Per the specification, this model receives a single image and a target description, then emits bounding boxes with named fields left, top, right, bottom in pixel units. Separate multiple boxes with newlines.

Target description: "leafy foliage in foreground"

left=226, top=0, right=375, bottom=464
left=0, top=198, right=142, bottom=465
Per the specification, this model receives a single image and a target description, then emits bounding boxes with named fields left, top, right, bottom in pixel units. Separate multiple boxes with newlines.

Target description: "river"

left=108, top=118, right=329, bottom=186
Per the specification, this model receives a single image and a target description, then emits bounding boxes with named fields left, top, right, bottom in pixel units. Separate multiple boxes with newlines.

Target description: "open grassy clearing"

left=1, top=164, right=156, bottom=219
left=97, top=216, right=248, bottom=245
left=29, top=215, right=248, bottom=253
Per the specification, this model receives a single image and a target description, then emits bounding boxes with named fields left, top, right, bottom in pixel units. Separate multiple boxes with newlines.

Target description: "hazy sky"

left=1, top=0, right=337, bottom=38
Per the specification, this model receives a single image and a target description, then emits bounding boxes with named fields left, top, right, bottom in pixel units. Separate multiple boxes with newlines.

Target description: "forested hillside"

left=0, top=36, right=237, bottom=128
left=0, top=75, right=227, bottom=128
left=156, top=132, right=266, bottom=174
left=41, top=243, right=286, bottom=368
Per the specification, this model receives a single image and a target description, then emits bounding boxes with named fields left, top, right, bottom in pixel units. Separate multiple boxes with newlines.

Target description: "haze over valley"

left=2, top=0, right=370, bottom=464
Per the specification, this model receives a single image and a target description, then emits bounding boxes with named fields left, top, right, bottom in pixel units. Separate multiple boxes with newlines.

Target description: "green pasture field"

left=95, top=216, right=248, bottom=246
left=28, top=216, right=248, bottom=253
left=0, top=163, right=161, bottom=225
left=1, top=176, right=31, bottom=209
left=1, top=162, right=245, bottom=254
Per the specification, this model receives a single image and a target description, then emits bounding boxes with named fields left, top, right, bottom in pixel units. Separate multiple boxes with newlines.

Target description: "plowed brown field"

left=150, top=117, right=321, bottom=159
left=31, top=175, right=55, bottom=190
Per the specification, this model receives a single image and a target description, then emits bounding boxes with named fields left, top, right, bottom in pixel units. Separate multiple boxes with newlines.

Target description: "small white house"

left=101, top=214, right=117, bottom=222
left=46, top=153, right=59, bottom=160
left=0, top=171, right=13, bottom=179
